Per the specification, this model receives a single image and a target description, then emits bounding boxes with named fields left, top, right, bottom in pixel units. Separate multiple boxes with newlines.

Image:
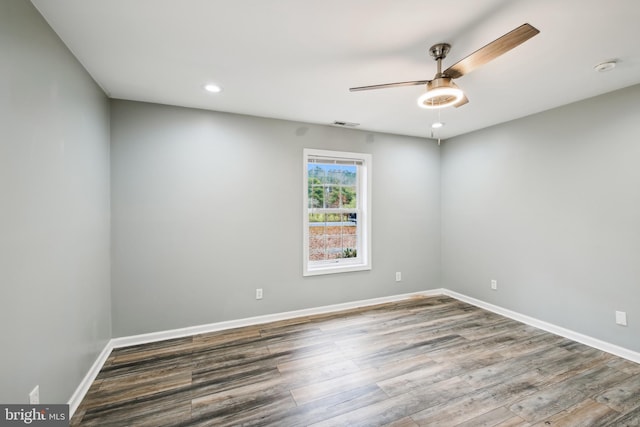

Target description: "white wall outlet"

left=615, top=311, right=627, bottom=326
left=490, top=280, right=497, bottom=290
left=29, top=385, right=39, bottom=404
left=255, top=288, right=263, bottom=300
left=395, top=272, right=402, bottom=282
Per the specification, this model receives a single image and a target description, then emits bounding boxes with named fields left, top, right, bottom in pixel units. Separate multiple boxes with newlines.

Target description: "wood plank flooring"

left=71, top=296, right=640, bottom=426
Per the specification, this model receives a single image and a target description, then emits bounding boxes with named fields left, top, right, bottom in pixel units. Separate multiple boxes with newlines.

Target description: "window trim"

left=303, top=148, right=372, bottom=276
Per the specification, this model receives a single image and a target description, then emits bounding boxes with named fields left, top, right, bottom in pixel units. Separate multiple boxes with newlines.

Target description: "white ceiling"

left=32, top=0, right=640, bottom=140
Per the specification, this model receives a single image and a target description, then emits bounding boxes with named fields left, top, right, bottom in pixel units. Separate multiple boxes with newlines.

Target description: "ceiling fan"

left=349, top=23, right=540, bottom=109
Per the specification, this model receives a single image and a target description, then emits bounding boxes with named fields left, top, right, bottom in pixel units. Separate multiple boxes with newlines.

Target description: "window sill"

left=303, top=262, right=371, bottom=277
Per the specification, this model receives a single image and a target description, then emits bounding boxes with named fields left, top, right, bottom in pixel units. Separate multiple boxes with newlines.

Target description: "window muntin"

left=303, top=149, right=371, bottom=276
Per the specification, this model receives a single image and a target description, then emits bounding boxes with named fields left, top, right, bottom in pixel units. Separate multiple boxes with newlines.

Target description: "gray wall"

left=110, top=100, right=441, bottom=336
left=0, top=1, right=111, bottom=403
left=441, top=84, right=640, bottom=352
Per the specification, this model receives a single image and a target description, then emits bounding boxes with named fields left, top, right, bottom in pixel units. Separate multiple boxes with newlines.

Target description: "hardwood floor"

left=71, top=296, right=640, bottom=426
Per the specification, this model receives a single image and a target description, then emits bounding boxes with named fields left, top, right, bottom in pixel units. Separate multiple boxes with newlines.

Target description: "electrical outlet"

left=395, top=272, right=402, bottom=282
left=256, top=288, right=263, bottom=300
left=29, top=385, right=39, bottom=404
left=491, top=280, right=497, bottom=290
left=615, top=311, right=627, bottom=326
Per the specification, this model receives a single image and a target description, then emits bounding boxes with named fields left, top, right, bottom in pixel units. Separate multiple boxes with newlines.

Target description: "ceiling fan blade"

left=349, top=80, right=430, bottom=92
left=444, top=23, right=540, bottom=79
left=453, top=94, right=469, bottom=108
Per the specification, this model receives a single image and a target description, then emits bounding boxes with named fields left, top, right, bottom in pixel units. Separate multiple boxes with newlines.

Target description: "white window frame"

left=303, top=148, right=372, bottom=276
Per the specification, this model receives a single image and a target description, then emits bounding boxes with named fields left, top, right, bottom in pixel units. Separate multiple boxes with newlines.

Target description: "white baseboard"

left=67, top=287, right=639, bottom=417
left=110, top=289, right=444, bottom=349
left=68, top=340, right=114, bottom=416
left=443, top=289, right=640, bottom=364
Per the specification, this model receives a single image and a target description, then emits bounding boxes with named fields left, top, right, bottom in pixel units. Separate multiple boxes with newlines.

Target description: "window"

left=303, top=149, right=371, bottom=276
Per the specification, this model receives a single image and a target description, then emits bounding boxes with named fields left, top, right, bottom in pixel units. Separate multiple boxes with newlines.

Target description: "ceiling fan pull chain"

left=437, top=109, right=441, bottom=145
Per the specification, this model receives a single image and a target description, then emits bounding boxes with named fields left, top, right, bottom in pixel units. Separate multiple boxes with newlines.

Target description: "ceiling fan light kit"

left=417, top=77, right=465, bottom=109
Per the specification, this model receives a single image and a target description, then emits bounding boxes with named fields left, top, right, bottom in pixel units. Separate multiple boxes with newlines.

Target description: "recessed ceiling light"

left=431, top=122, right=444, bottom=129
left=204, top=83, right=222, bottom=93
left=594, top=61, right=616, bottom=72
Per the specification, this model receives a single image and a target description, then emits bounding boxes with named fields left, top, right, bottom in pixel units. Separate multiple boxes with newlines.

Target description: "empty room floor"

left=71, top=296, right=640, bottom=426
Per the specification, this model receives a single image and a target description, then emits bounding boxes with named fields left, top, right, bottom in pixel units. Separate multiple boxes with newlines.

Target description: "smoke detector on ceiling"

left=332, top=121, right=360, bottom=127
left=594, top=61, right=617, bottom=72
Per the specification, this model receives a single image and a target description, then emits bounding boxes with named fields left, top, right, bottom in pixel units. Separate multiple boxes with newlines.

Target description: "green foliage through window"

left=308, top=165, right=357, bottom=209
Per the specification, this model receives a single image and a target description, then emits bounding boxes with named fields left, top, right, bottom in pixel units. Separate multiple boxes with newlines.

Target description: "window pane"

left=308, top=215, right=326, bottom=261
left=308, top=183, right=324, bottom=208
left=327, top=168, right=342, bottom=184
left=342, top=186, right=357, bottom=208
left=308, top=165, right=326, bottom=182
left=309, top=234, right=326, bottom=261
left=342, top=169, right=357, bottom=186
left=309, top=212, right=325, bottom=223
left=326, top=185, right=340, bottom=208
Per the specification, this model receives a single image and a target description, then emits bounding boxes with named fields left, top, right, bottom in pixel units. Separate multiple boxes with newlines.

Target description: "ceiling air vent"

left=332, top=120, right=360, bottom=127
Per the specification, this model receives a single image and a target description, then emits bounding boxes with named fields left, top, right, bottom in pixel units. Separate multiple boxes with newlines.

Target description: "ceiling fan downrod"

left=429, top=43, right=450, bottom=78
